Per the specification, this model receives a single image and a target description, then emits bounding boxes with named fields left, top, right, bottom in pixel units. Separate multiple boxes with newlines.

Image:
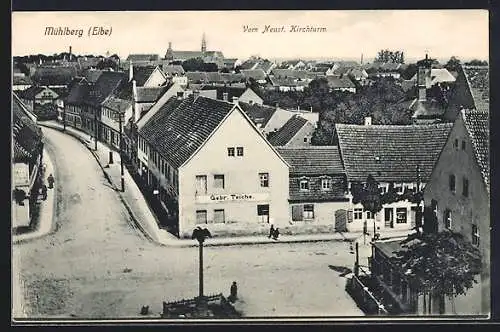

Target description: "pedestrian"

left=229, top=281, right=238, bottom=303
left=272, top=228, right=280, bottom=240
left=41, top=184, right=47, bottom=200
left=47, top=174, right=55, bottom=189
left=268, top=224, right=275, bottom=238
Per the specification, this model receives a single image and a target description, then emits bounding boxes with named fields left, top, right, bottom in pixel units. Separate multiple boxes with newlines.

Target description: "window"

left=461, top=140, right=466, bottom=150
left=396, top=208, right=407, bottom=223
left=354, top=208, right=363, bottom=220
left=196, top=175, right=207, bottom=194
left=472, top=225, right=480, bottom=246
left=379, top=186, right=387, bottom=194
left=259, top=173, right=269, bottom=187
left=299, top=179, right=309, bottom=191
left=449, top=174, right=456, bottom=193
left=453, top=139, right=459, bottom=150
left=303, top=204, right=314, bottom=219
left=463, top=177, right=469, bottom=197
left=366, top=211, right=374, bottom=220
left=394, top=183, right=403, bottom=193
left=444, top=209, right=452, bottom=229
left=214, top=174, right=225, bottom=189
left=212, top=209, right=225, bottom=224
left=321, top=178, right=332, bottom=191
left=196, top=210, right=207, bottom=224
left=237, top=147, right=244, bottom=156
left=257, top=204, right=270, bottom=223
left=303, top=137, right=308, bottom=143
left=227, top=147, right=235, bottom=157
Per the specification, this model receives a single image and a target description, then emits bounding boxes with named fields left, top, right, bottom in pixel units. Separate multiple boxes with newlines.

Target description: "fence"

left=346, top=272, right=388, bottom=315
left=162, top=293, right=237, bottom=318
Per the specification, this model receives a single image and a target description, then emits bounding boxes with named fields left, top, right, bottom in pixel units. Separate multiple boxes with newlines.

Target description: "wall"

left=285, top=121, right=315, bottom=147
left=143, top=68, right=167, bottom=87
left=239, top=88, right=263, bottom=105
left=289, top=201, right=348, bottom=225
left=423, top=114, right=490, bottom=315
left=178, top=106, right=289, bottom=237
left=263, top=108, right=294, bottom=135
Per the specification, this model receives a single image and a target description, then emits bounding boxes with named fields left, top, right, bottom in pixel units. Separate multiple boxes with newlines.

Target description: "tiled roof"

left=254, top=60, right=275, bottom=73
left=102, top=96, right=132, bottom=112
left=240, top=69, right=267, bottom=81
left=12, top=93, right=43, bottom=163
left=186, top=71, right=208, bottom=83
left=163, top=65, right=185, bottom=75
left=269, top=76, right=308, bottom=87
left=65, top=83, right=89, bottom=105
left=238, top=102, right=277, bottom=128
left=288, top=175, right=347, bottom=202
left=77, top=57, right=102, bottom=70
left=86, top=71, right=127, bottom=106
left=327, top=76, right=356, bottom=89
left=82, top=69, right=104, bottom=83
left=132, top=66, right=158, bottom=86
left=239, top=60, right=258, bottom=70
left=18, top=86, right=44, bottom=99
left=276, top=146, right=344, bottom=175
left=126, top=54, right=160, bottom=62
left=462, top=110, right=490, bottom=193
left=463, top=66, right=489, bottom=113
left=268, top=115, right=308, bottom=146
left=136, top=85, right=170, bottom=103
left=271, top=69, right=308, bottom=80
left=33, top=66, right=77, bottom=86
left=220, top=73, right=245, bottom=83
left=336, top=123, right=453, bottom=182
left=200, top=85, right=246, bottom=100
left=139, top=95, right=235, bottom=169
left=348, top=68, right=369, bottom=79
left=171, top=51, right=204, bottom=60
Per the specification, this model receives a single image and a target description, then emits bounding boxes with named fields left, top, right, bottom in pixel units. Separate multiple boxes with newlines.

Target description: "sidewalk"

left=37, top=121, right=415, bottom=248
left=13, top=147, right=56, bottom=244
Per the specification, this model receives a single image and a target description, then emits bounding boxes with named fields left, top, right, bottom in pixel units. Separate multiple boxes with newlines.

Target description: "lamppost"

left=191, top=226, right=212, bottom=310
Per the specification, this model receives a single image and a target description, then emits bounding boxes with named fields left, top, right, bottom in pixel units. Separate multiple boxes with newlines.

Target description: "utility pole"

left=118, top=106, right=125, bottom=192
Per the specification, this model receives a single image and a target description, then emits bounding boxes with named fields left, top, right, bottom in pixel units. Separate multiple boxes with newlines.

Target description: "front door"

left=384, top=208, right=394, bottom=228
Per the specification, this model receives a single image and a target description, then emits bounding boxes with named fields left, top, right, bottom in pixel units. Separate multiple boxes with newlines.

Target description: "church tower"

left=201, top=33, right=207, bottom=54
left=165, top=41, right=174, bottom=61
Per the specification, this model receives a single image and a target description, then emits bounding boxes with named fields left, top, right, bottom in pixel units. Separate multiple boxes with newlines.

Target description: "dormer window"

left=299, top=178, right=310, bottom=191
left=321, top=178, right=332, bottom=191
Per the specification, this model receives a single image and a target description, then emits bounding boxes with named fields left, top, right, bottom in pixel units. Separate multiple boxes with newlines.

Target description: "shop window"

left=259, top=173, right=269, bottom=187
left=257, top=204, right=269, bottom=223
left=212, top=209, right=225, bottom=224
left=472, top=225, right=480, bottom=246
left=303, top=204, right=314, bottom=219
left=354, top=208, right=363, bottom=220
left=214, top=174, right=225, bottom=189
left=396, top=208, right=407, bottom=223
left=196, top=210, right=207, bottom=224
left=444, top=209, right=452, bottom=229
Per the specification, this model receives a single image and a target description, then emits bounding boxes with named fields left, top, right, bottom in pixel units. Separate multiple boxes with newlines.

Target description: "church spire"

left=201, top=33, right=207, bottom=53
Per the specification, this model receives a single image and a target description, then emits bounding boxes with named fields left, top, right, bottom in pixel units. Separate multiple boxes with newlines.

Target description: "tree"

left=392, top=231, right=482, bottom=314
left=376, top=49, right=405, bottom=64
left=445, top=56, right=461, bottom=72
left=464, top=59, right=488, bottom=66
left=182, top=57, right=206, bottom=72
left=191, top=227, right=212, bottom=305
left=360, top=175, right=383, bottom=241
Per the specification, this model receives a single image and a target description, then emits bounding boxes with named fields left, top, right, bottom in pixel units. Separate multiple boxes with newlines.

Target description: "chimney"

left=193, top=90, right=200, bottom=101
left=275, top=102, right=279, bottom=109
left=223, top=92, right=229, bottom=101
left=232, top=96, right=239, bottom=105
left=364, top=117, right=372, bottom=126
left=129, top=62, right=134, bottom=82
left=69, top=46, right=72, bottom=61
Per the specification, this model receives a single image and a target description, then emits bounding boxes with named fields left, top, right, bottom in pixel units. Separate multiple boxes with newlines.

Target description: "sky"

left=12, top=10, right=489, bottom=63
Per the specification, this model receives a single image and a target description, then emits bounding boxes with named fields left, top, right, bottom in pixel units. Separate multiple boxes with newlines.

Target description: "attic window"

left=375, top=156, right=381, bottom=163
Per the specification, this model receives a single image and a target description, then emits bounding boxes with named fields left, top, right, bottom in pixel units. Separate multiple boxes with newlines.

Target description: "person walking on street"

left=41, top=184, right=47, bottom=200
left=229, top=281, right=238, bottom=303
left=272, top=228, right=280, bottom=240
left=47, top=174, right=55, bottom=189
left=268, top=224, right=275, bottom=238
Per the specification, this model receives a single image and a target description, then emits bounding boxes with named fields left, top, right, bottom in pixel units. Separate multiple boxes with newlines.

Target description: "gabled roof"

left=463, top=66, right=489, bottom=113
left=336, top=123, right=453, bottom=182
left=254, top=60, right=275, bottom=73
left=18, top=86, right=44, bottom=99
left=126, top=54, right=160, bottom=62
left=86, top=71, right=127, bottom=105
left=410, top=68, right=456, bottom=85
left=276, top=146, right=344, bottom=175
left=239, top=59, right=259, bottom=70
left=33, top=66, right=77, bottom=86
left=200, top=85, right=246, bottom=100
left=13, top=75, right=33, bottom=85
left=220, top=73, right=245, bottom=83
left=268, top=115, right=308, bottom=146
left=327, top=76, right=356, bottom=89
left=238, top=102, right=277, bottom=128
left=138, top=95, right=235, bottom=169
left=240, top=69, right=267, bottom=81
left=82, top=69, right=104, bottom=84
left=462, top=110, right=489, bottom=193
left=136, top=85, right=170, bottom=103
left=65, top=82, right=90, bottom=105
left=132, top=65, right=162, bottom=86
left=271, top=69, right=310, bottom=80
left=102, top=95, right=132, bottom=112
